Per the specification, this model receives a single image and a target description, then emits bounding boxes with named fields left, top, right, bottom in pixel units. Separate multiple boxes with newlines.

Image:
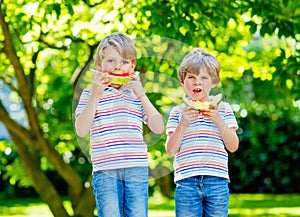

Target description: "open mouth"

left=193, top=88, right=202, bottom=93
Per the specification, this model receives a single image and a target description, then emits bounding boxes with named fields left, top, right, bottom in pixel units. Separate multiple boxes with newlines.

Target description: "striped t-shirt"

left=75, top=87, right=148, bottom=172
left=166, top=102, right=238, bottom=182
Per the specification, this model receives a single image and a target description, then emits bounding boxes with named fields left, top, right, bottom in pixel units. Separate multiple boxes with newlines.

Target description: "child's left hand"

left=123, top=78, right=145, bottom=98
left=201, top=104, right=222, bottom=124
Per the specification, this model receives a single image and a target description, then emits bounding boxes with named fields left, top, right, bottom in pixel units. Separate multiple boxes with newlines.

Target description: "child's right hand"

left=180, top=106, right=199, bottom=127
left=91, top=71, right=111, bottom=97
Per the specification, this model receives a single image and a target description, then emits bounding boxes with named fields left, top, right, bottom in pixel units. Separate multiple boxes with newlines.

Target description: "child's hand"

left=91, top=71, right=110, bottom=97
left=201, top=104, right=222, bottom=124
left=180, top=106, right=199, bottom=127
left=123, top=78, right=145, bottom=98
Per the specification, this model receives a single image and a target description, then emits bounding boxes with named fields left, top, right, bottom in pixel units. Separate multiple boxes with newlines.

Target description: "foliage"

left=0, top=0, right=299, bottom=216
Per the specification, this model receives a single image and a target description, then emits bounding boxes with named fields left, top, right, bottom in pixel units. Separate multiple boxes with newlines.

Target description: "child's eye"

left=187, top=74, right=195, bottom=79
left=107, top=59, right=114, bottom=63
left=122, top=60, right=130, bottom=65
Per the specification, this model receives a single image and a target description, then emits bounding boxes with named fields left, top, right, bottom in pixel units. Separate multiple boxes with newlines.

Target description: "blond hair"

left=178, top=48, right=220, bottom=84
left=95, top=32, right=137, bottom=66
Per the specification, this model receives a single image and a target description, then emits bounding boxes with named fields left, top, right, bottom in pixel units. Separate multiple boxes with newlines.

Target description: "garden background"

left=0, top=0, right=299, bottom=216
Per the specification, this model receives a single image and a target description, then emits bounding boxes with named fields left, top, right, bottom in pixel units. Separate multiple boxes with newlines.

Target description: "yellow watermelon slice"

left=109, top=71, right=140, bottom=86
left=182, top=94, right=222, bottom=110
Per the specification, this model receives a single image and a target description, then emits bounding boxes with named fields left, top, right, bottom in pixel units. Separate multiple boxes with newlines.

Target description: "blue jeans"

left=92, top=167, right=148, bottom=217
left=175, top=176, right=229, bottom=217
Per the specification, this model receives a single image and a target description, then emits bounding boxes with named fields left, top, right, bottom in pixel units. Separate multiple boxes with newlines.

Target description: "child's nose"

left=114, top=64, right=121, bottom=70
left=195, top=78, right=201, bottom=84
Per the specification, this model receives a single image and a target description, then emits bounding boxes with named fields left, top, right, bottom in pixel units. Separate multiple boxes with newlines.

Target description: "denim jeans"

left=92, top=167, right=148, bottom=217
left=175, top=176, right=229, bottom=217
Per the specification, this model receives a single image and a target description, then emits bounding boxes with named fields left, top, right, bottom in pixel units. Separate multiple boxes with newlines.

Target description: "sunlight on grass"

left=149, top=210, right=175, bottom=217
left=230, top=207, right=300, bottom=216
left=229, top=194, right=300, bottom=216
left=0, top=193, right=300, bottom=217
left=149, top=191, right=175, bottom=217
left=0, top=202, right=52, bottom=217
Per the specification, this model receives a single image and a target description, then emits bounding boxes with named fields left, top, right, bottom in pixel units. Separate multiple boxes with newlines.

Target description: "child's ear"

left=180, top=79, right=184, bottom=86
left=95, top=60, right=102, bottom=70
left=212, top=82, right=218, bottom=88
left=131, top=60, right=136, bottom=70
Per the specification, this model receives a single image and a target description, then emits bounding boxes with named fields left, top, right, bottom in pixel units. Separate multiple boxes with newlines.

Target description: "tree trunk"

left=1, top=3, right=96, bottom=216
left=73, top=175, right=96, bottom=217
left=0, top=106, right=96, bottom=217
left=151, top=166, right=174, bottom=198
left=11, top=135, right=70, bottom=217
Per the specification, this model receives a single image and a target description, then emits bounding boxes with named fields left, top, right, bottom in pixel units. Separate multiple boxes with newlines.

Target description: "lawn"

left=0, top=193, right=300, bottom=217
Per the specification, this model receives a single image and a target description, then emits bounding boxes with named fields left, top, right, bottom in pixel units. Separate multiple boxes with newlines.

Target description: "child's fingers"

left=92, top=80, right=102, bottom=85
left=93, top=72, right=109, bottom=83
left=183, top=107, right=199, bottom=118
left=184, top=106, right=195, bottom=111
left=209, top=103, right=218, bottom=110
left=122, top=81, right=132, bottom=89
left=102, top=76, right=111, bottom=84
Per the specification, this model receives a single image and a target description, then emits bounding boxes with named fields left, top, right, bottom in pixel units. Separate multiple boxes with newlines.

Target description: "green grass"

left=0, top=193, right=300, bottom=216
left=229, top=194, right=300, bottom=217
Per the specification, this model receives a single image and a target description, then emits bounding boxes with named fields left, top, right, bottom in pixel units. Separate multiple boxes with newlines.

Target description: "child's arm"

left=123, top=80, right=164, bottom=134
left=165, top=106, right=198, bottom=156
left=138, top=95, right=164, bottom=134
left=75, top=72, right=109, bottom=137
left=215, top=121, right=239, bottom=153
left=201, top=105, right=239, bottom=152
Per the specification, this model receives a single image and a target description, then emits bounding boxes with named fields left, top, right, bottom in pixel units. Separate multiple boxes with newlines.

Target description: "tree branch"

left=0, top=9, right=84, bottom=200
left=0, top=100, right=39, bottom=150
left=82, top=0, right=104, bottom=7
left=10, top=134, right=69, bottom=217
left=0, top=5, right=42, bottom=137
left=0, top=98, right=84, bottom=203
left=38, top=33, right=68, bottom=50
left=0, top=74, right=20, bottom=94
left=70, top=43, right=99, bottom=89
left=29, top=50, right=40, bottom=98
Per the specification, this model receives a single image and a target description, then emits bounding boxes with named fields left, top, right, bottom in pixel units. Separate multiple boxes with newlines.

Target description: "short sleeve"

left=223, top=102, right=238, bottom=130
left=141, top=104, right=147, bottom=123
left=166, top=106, right=182, bottom=134
left=75, top=88, right=91, bottom=119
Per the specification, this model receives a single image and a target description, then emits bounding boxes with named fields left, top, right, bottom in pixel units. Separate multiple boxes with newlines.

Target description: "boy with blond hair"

left=166, top=48, right=239, bottom=217
left=75, top=32, right=164, bottom=217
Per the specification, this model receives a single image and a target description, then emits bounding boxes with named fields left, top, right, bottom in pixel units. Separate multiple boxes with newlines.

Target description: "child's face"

left=98, top=46, right=136, bottom=75
left=181, top=71, right=216, bottom=102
